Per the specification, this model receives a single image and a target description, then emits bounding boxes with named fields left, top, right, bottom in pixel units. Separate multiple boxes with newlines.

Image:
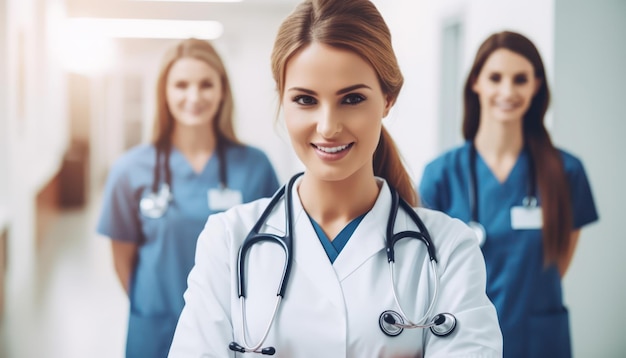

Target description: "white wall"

left=0, top=0, right=9, bottom=228
left=4, top=0, right=69, bottom=300
left=554, top=0, right=626, bottom=355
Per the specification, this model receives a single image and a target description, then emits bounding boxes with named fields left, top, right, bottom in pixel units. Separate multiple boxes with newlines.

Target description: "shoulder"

left=556, top=147, right=586, bottom=174
left=205, top=197, right=274, bottom=234
left=106, top=144, right=155, bottom=183
left=414, top=207, right=484, bottom=267
left=225, top=144, right=275, bottom=170
left=420, top=143, right=469, bottom=197
left=423, top=143, right=470, bottom=177
left=112, top=144, right=153, bottom=168
left=226, top=143, right=270, bottom=161
left=200, top=197, right=277, bottom=250
left=414, top=207, right=471, bottom=240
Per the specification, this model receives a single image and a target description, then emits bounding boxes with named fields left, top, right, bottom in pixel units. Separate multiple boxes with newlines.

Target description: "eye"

left=175, top=81, right=188, bottom=89
left=342, top=93, right=366, bottom=105
left=201, top=80, right=214, bottom=89
left=293, top=95, right=317, bottom=106
left=513, top=74, right=529, bottom=84
left=488, top=73, right=501, bottom=83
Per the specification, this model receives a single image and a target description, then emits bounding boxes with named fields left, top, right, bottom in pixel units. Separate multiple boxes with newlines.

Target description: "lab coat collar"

left=332, top=178, right=390, bottom=280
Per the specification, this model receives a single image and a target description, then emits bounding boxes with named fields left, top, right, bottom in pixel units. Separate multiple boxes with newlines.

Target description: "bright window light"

left=66, top=18, right=224, bottom=40
left=55, top=30, right=117, bottom=75
left=130, top=0, right=242, bottom=2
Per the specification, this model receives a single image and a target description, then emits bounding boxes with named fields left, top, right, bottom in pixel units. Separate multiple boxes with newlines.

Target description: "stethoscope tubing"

left=237, top=296, right=282, bottom=353
left=388, top=259, right=440, bottom=328
left=150, top=140, right=230, bottom=198
left=231, top=173, right=449, bottom=355
left=233, top=173, right=301, bottom=354
left=468, top=143, right=537, bottom=245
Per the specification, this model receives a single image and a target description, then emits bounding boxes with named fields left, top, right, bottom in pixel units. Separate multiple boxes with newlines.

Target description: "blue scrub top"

left=419, top=142, right=598, bottom=358
left=97, top=143, right=279, bottom=358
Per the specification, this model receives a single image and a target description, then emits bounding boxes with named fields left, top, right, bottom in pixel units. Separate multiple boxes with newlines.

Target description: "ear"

left=471, top=79, right=480, bottom=94
left=534, top=78, right=543, bottom=95
left=382, top=95, right=395, bottom=118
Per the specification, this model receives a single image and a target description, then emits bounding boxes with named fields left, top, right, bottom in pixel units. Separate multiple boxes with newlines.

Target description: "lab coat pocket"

left=528, top=307, right=571, bottom=358
left=127, top=312, right=178, bottom=358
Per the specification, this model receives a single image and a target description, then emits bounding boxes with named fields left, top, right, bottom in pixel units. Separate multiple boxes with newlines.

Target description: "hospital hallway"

left=0, top=188, right=128, bottom=358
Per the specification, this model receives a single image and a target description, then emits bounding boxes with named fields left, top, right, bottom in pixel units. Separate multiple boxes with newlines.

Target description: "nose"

left=500, top=80, right=516, bottom=98
left=316, top=107, right=342, bottom=138
left=187, top=85, right=201, bottom=102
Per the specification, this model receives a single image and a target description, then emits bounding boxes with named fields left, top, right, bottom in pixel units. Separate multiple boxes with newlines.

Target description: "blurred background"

left=0, top=0, right=623, bottom=356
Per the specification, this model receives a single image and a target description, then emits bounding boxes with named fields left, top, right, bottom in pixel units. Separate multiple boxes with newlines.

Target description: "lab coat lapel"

left=263, top=177, right=345, bottom=309
left=333, top=179, right=390, bottom=281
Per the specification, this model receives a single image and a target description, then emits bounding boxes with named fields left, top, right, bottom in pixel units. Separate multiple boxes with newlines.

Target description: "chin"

left=178, top=118, right=213, bottom=127
left=306, top=166, right=349, bottom=182
left=307, top=163, right=370, bottom=185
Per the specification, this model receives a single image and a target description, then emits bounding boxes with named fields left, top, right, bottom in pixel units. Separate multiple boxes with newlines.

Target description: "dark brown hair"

left=463, top=31, right=572, bottom=265
left=271, top=0, right=417, bottom=205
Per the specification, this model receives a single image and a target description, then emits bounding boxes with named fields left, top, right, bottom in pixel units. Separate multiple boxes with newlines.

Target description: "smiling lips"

left=494, top=100, right=521, bottom=111
left=312, top=143, right=353, bottom=161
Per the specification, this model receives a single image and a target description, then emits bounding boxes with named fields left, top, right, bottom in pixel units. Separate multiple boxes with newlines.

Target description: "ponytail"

left=373, top=127, right=418, bottom=207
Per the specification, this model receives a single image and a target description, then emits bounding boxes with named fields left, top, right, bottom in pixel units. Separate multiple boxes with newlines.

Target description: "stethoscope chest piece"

left=140, top=183, right=172, bottom=218
left=379, top=310, right=404, bottom=337
left=468, top=221, right=486, bottom=247
left=429, top=313, right=456, bottom=337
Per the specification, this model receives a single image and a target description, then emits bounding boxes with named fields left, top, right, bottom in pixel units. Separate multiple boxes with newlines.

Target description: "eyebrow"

left=286, top=84, right=372, bottom=95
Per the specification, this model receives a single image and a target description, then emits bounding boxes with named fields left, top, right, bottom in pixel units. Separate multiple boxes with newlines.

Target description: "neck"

left=172, top=123, right=216, bottom=154
left=297, top=169, right=379, bottom=240
left=472, top=119, right=524, bottom=183
left=171, top=123, right=216, bottom=173
left=473, top=120, right=524, bottom=158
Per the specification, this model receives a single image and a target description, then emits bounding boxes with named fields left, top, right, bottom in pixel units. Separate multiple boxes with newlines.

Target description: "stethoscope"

left=468, top=143, right=537, bottom=246
left=229, top=173, right=457, bottom=356
left=139, top=144, right=228, bottom=218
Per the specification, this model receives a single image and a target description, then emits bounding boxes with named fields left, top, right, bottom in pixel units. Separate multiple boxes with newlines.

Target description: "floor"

left=0, top=190, right=128, bottom=358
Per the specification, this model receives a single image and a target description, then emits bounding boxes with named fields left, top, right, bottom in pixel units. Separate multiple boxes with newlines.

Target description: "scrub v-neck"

left=308, top=213, right=367, bottom=263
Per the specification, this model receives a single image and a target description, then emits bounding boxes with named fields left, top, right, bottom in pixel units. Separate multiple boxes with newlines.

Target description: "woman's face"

left=282, top=43, right=392, bottom=182
left=166, top=57, right=223, bottom=128
left=472, top=48, right=540, bottom=125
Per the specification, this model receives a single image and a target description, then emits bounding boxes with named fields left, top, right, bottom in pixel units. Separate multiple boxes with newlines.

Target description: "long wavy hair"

left=270, top=0, right=417, bottom=206
left=152, top=38, right=240, bottom=153
left=463, top=31, right=572, bottom=265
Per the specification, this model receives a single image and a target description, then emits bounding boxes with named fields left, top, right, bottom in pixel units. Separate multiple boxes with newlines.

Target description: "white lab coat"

left=169, top=178, right=502, bottom=357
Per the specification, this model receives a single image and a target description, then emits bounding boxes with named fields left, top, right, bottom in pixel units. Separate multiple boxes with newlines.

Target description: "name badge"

left=208, top=188, right=243, bottom=211
left=510, top=206, right=543, bottom=230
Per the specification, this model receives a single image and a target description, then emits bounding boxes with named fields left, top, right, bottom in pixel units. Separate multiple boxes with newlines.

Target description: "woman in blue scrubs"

left=419, top=31, right=598, bottom=358
left=96, top=38, right=279, bottom=358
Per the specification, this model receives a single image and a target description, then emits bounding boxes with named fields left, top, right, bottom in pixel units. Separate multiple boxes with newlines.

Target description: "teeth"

left=496, top=102, right=518, bottom=110
left=316, top=144, right=349, bottom=153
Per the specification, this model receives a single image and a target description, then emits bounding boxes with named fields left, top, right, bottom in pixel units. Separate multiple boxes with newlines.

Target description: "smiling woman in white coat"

left=168, top=0, right=503, bottom=357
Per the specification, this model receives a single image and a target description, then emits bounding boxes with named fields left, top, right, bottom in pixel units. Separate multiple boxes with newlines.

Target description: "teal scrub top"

left=97, top=143, right=279, bottom=358
left=419, top=142, right=598, bottom=358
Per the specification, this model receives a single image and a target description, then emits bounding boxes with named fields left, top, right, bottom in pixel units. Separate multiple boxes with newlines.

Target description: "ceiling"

left=62, top=0, right=303, bottom=75
left=66, top=0, right=301, bottom=21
